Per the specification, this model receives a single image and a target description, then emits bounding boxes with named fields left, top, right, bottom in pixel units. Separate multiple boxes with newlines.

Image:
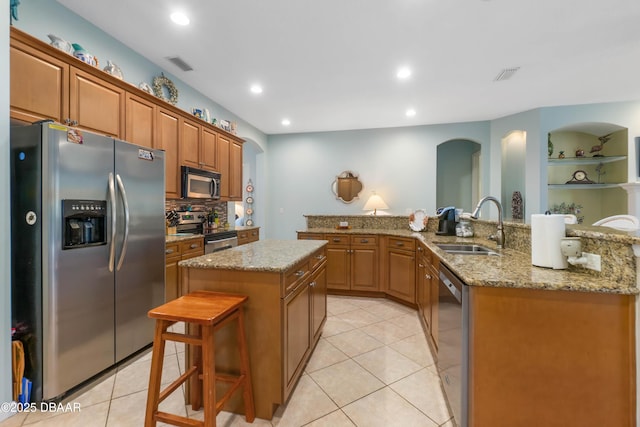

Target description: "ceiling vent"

left=166, top=56, right=193, bottom=72
left=494, top=67, right=520, bottom=82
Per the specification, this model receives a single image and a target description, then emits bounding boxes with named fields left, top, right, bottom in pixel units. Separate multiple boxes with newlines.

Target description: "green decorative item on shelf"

left=548, top=133, right=553, bottom=157
left=558, top=150, right=565, bottom=159
left=550, top=202, right=584, bottom=224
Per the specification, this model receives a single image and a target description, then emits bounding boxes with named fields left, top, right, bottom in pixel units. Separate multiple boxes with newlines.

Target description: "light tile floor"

left=1, top=295, right=453, bottom=427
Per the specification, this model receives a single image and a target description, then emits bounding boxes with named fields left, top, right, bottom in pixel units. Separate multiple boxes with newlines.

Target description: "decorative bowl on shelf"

left=48, top=34, right=73, bottom=55
left=103, top=61, right=123, bottom=79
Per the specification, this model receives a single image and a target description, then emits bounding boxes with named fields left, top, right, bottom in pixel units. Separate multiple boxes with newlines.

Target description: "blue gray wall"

left=266, top=122, right=490, bottom=239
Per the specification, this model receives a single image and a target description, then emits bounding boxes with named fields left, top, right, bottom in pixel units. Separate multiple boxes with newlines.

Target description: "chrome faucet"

left=470, top=196, right=505, bottom=248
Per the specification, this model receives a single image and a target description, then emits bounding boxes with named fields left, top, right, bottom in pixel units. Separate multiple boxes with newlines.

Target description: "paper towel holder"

left=560, top=237, right=587, bottom=265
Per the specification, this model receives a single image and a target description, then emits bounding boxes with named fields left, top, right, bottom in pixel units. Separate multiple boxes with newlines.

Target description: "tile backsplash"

left=165, top=199, right=228, bottom=224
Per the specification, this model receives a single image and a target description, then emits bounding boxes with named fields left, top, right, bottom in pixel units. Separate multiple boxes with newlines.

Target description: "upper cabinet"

left=10, top=36, right=69, bottom=124
left=11, top=32, right=124, bottom=137
left=10, top=27, right=243, bottom=201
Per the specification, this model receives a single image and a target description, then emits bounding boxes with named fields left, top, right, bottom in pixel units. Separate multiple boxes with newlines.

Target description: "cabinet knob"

left=316, top=255, right=324, bottom=260
left=418, top=263, right=424, bottom=268
left=425, top=274, right=432, bottom=280
left=190, top=243, right=198, bottom=249
left=309, top=281, right=316, bottom=287
left=396, top=242, right=404, bottom=247
left=166, top=249, right=174, bottom=254
left=295, top=270, right=305, bottom=277
left=332, top=238, right=341, bottom=242
left=361, top=239, right=368, bottom=243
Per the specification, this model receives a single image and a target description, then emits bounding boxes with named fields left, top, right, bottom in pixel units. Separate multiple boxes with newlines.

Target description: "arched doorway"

left=436, top=139, right=481, bottom=212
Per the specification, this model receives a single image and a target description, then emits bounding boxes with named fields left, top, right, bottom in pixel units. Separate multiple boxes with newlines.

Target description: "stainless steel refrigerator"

left=10, top=122, right=165, bottom=402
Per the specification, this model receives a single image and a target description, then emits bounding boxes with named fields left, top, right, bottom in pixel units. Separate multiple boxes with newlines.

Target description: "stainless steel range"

left=174, top=211, right=238, bottom=254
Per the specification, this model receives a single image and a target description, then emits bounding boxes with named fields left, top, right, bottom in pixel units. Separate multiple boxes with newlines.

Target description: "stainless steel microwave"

left=181, top=166, right=221, bottom=199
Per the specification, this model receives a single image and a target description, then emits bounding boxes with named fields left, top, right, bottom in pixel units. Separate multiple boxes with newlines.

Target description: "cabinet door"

left=284, top=282, right=311, bottom=392
left=310, top=264, right=327, bottom=343
left=217, top=135, right=231, bottom=198
left=69, top=67, right=125, bottom=137
left=10, top=39, right=69, bottom=123
left=387, top=249, right=416, bottom=304
left=229, top=140, right=243, bottom=200
left=326, top=246, right=350, bottom=291
left=125, top=93, right=155, bottom=148
left=156, top=108, right=180, bottom=198
left=351, top=247, right=378, bottom=291
left=201, top=127, right=218, bottom=171
left=180, top=118, right=201, bottom=168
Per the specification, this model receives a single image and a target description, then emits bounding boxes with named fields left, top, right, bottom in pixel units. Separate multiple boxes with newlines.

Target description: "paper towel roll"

left=531, top=214, right=568, bottom=269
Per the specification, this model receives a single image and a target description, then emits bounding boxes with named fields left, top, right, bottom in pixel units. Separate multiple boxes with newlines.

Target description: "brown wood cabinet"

left=125, top=92, right=155, bottom=148
left=324, top=234, right=379, bottom=292
left=69, top=67, right=125, bottom=137
left=237, top=227, right=260, bottom=246
left=10, top=35, right=69, bottom=124
left=164, top=237, right=204, bottom=302
left=10, top=27, right=244, bottom=200
left=11, top=32, right=125, bottom=137
left=156, top=108, right=181, bottom=198
left=468, top=286, right=635, bottom=427
left=416, top=242, right=439, bottom=349
left=386, top=236, right=416, bottom=305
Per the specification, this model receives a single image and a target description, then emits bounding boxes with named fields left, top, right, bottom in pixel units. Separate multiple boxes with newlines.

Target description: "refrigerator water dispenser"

left=62, top=199, right=107, bottom=248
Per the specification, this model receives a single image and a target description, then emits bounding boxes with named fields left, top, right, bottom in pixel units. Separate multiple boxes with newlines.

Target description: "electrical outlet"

left=584, top=252, right=601, bottom=272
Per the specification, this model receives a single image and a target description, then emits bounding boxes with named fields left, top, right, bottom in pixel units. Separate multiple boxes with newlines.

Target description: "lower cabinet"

left=237, top=227, right=260, bottom=246
left=164, top=237, right=204, bottom=302
left=324, top=234, right=378, bottom=292
left=417, top=242, right=440, bottom=349
left=386, top=236, right=416, bottom=305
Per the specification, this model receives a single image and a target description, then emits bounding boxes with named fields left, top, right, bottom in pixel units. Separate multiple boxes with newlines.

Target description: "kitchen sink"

left=435, top=243, right=500, bottom=256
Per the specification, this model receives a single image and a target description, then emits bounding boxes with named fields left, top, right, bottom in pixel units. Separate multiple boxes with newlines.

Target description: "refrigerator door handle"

left=115, top=174, right=130, bottom=271
left=108, top=173, right=116, bottom=272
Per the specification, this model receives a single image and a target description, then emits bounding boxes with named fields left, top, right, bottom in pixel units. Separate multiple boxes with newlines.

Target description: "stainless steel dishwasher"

left=438, top=263, right=469, bottom=427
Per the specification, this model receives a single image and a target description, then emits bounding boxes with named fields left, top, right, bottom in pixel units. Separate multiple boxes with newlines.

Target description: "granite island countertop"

left=178, top=239, right=327, bottom=272
left=300, top=227, right=639, bottom=295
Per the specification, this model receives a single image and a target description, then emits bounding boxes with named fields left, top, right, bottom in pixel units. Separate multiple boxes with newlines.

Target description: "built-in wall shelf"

left=547, top=155, right=627, bottom=166
left=548, top=183, right=622, bottom=190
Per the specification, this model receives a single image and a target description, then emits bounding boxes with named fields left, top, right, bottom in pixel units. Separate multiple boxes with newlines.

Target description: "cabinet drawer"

left=165, top=242, right=181, bottom=261
left=351, top=235, right=377, bottom=246
left=309, top=247, right=326, bottom=271
left=388, top=237, right=415, bottom=251
left=180, top=238, right=204, bottom=257
left=284, top=261, right=310, bottom=295
left=297, top=232, right=324, bottom=240
left=325, top=234, right=349, bottom=246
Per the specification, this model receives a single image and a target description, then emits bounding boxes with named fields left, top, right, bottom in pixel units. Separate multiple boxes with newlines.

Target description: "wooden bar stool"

left=144, top=290, right=255, bottom=427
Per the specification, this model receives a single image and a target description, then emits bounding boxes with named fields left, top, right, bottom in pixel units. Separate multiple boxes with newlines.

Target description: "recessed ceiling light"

left=281, top=119, right=291, bottom=126
left=250, top=84, right=263, bottom=94
left=406, top=109, right=416, bottom=117
left=397, top=67, right=412, bottom=80
left=170, top=12, right=190, bottom=26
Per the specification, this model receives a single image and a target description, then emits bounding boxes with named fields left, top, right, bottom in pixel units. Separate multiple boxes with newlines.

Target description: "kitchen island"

left=178, top=239, right=327, bottom=420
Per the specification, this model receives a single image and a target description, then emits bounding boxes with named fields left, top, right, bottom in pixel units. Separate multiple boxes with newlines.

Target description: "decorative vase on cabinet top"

left=72, top=43, right=97, bottom=67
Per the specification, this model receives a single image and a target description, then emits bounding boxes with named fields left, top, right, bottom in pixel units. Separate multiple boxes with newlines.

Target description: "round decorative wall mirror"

left=332, top=171, right=363, bottom=203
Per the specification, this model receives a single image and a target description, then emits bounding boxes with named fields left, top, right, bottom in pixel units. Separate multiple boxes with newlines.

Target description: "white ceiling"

left=58, top=0, right=640, bottom=135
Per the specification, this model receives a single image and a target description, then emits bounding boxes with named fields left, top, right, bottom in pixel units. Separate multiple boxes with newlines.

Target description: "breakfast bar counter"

left=179, top=239, right=328, bottom=420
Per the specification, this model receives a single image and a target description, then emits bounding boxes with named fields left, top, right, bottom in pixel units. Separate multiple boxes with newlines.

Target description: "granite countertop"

left=300, top=228, right=639, bottom=295
left=178, top=239, right=327, bottom=272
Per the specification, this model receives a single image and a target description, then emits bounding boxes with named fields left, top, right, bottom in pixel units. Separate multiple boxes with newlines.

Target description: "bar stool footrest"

left=155, top=411, right=203, bottom=427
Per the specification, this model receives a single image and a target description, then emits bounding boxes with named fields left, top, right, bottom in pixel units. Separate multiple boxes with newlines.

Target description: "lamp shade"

left=363, top=193, right=389, bottom=215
